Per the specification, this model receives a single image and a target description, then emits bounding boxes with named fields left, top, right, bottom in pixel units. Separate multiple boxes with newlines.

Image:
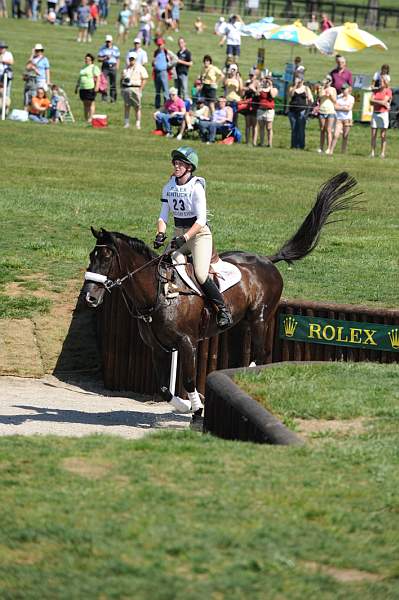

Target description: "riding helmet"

left=171, top=146, right=199, bottom=172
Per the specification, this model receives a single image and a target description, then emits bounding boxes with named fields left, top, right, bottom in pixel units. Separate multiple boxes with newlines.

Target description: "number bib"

left=162, top=176, right=205, bottom=224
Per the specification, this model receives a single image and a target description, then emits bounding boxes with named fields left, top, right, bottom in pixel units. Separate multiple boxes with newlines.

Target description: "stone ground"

left=0, top=375, right=191, bottom=438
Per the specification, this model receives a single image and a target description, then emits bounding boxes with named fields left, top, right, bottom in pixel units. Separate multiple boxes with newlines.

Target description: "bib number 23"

left=173, top=198, right=186, bottom=211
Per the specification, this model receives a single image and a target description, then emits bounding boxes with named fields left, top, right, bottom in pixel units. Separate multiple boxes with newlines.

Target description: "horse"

left=83, top=171, right=360, bottom=416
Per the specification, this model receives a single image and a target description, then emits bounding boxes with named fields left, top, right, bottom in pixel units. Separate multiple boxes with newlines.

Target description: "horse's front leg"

left=178, top=335, right=204, bottom=415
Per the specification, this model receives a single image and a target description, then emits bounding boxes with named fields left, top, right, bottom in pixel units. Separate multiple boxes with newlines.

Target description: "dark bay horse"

left=83, top=172, right=360, bottom=413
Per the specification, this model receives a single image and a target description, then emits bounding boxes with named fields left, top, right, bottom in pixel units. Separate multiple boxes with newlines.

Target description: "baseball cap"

left=134, top=37, right=141, bottom=44
left=34, top=43, right=44, bottom=51
left=169, top=87, right=178, bottom=95
left=155, top=37, right=165, bottom=46
left=0, top=40, right=8, bottom=48
left=228, top=63, right=238, bottom=72
left=128, top=51, right=137, bottom=60
left=105, top=34, right=113, bottom=42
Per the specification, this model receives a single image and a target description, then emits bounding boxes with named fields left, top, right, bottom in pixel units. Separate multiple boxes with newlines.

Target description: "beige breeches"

left=173, top=225, right=212, bottom=285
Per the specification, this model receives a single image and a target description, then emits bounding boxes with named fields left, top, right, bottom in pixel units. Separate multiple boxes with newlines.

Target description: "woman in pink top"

left=370, top=75, right=392, bottom=158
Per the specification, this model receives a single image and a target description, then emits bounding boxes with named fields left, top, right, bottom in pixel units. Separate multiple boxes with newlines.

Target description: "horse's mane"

left=101, top=230, right=157, bottom=261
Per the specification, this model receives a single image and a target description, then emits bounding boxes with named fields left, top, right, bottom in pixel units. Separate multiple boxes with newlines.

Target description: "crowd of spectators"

left=0, top=6, right=395, bottom=157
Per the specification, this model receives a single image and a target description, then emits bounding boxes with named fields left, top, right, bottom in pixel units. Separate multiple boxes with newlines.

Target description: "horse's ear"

left=91, top=226, right=100, bottom=239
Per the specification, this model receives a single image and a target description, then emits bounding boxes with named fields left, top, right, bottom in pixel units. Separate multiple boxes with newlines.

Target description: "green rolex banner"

left=279, top=314, right=399, bottom=353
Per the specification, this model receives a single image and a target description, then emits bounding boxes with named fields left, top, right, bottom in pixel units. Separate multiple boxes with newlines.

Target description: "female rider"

left=153, top=146, right=232, bottom=330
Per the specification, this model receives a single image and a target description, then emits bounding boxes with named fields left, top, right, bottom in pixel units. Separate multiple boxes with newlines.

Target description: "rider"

left=153, top=146, right=233, bottom=329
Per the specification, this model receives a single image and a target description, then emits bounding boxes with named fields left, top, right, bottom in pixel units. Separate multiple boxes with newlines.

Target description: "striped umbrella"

left=314, top=22, right=388, bottom=55
left=267, top=20, right=318, bottom=46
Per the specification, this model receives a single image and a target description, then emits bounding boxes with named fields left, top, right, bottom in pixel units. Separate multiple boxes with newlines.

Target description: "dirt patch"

left=62, top=457, right=113, bottom=480
left=0, top=541, right=60, bottom=566
left=303, top=560, right=384, bottom=583
left=0, top=319, right=44, bottom=377
left=295, top=418, right=368, bottom=437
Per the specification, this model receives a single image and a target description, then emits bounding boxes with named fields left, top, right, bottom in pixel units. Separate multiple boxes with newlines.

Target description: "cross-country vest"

left=162, top=176, right=206, bottom=227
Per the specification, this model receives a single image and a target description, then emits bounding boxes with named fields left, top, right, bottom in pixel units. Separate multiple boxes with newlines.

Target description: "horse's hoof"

left=170, top=395, right=192, bottom=413
left=190, top=415, right=204, bottom=432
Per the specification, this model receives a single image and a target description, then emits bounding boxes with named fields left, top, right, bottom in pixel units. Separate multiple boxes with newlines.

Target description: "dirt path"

left=0, top=375, right=191, bottom=438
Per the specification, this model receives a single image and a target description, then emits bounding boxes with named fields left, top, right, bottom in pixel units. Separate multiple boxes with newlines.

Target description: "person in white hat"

left=97, top=34, right=120, bottom=102
left=27, top=44, right=50, bottom=92
left=120, top=51, right=148, bottom=129
left=125, top=37, right=148, bottom=67
left=0, top=41, right=13, bottom=99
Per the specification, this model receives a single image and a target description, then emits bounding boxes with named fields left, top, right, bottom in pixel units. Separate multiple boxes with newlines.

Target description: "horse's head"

left=83, top=227, right=119, bottom=308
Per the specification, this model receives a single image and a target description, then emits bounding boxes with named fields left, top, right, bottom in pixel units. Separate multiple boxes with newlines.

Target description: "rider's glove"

left=153, top=232, right=167, bottom=249
left=171, top=235, right=186, bottom=250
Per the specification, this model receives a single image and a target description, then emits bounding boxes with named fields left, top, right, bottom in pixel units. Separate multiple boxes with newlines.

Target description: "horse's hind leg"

left=248, top=305, right=276, bottom=366
left=178, top=335, right=203, bottom=414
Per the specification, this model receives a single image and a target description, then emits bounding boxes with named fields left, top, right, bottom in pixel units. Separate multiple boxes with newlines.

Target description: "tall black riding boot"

left=200, top=276, right=233, bottom=330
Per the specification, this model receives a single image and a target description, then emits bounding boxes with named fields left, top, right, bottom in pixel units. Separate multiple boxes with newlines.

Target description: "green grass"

left=0, top=11, right=398, bottom=318
left=235, top=362, right=399, bottom=420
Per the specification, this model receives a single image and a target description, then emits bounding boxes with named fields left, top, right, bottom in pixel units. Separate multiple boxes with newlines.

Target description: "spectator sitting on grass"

left=28, top=87, right=51, bottom=124
left=153, top=86, right=186, bottom=138
left=198, top=96, right=233, bottom=144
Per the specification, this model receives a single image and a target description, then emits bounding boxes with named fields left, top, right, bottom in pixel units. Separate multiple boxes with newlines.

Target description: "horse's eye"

left=103, top=248, right=113, bottom=258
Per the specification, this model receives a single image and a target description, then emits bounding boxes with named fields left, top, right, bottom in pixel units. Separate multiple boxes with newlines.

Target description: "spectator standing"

left=171, top=0, right=181, bottom=31
left=224, top=63, right=242, bottom=121
left=330, top=55, right=352, bottom=94
left=321, top=13, right=333, bottom=31
left=199, top=96, right=233, bottom=143
left=293, top=56, right=305, bottom=81
left=241, top=70, right=260, bottom=145
left=194, top=16, right=204, bottom=34
left=175, top=37, right=192, bottom=100
left=219, top=14, right=243, bottom=59
left=28, top=87, right=51, bottom=124
left=152, top=37, right=172, bottom=109
left=139, top=4, right=153, bottom=46
left=0, top=41, right=13, bottom=99
left=153, top=87, right=186, bottom=137
left=29, top=44, right=51, bottom=92
left=287, top=75, right=313, bottom=150
left=125, top=37, right=148, bottom=67
left=121, top=51, right=148, bottom=129
left=371, top=64, right=390, bottom=89
left=117, top=3, right=132, bottom=44
left=254, top=75, right=277, bottom=148
left=77, top=0, right=91, bottom=43
left=329, top=83, right=354, bottom=155
left=88, top=1, right=99, bottom=42
left=318, top=74, right=337, bottom=154
left=23, top=61, right=38, bottom=108
left=370, top=75, right=392, bottom=159
left=75, top=52, right=100, bottom=122
left=199, top=54, right=223, bottom=114
left=98, top=35, right=120, bottom=102
left=99, top=0, right=108, bottom=24
left=0, top=0, right=8, bottom=17
left=307, top=13, right=319, bottom=53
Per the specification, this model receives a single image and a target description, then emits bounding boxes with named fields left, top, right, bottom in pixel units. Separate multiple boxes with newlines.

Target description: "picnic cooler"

left=92, top=114, right=108, bottom=128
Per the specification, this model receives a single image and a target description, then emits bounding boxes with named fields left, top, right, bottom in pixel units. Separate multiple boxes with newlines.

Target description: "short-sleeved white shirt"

left=223, top=22, right=241, bottom=46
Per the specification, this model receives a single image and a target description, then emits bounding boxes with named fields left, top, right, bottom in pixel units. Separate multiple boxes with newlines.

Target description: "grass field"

left=1, top=363, right=398, bottom=598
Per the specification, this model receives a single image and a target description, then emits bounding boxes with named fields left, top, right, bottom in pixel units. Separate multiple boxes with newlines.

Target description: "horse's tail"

left=268, top=171, right=362, bottom=265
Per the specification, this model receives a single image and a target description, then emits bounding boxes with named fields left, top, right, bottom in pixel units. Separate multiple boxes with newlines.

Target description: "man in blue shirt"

left=152, top=37, right=172, bottom=109
left=30, top=43, right=50, bottom=92
left=98, top=34, right=120, bottom=102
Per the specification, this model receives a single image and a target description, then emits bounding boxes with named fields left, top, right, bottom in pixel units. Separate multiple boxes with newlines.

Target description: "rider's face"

left=173, top=159, right=191, bottom=177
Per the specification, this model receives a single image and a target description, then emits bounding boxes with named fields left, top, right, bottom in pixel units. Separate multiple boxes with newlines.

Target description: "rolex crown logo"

left=388, top=328, right=399, bottom=350
left=283, top=316, right=298, bottom=337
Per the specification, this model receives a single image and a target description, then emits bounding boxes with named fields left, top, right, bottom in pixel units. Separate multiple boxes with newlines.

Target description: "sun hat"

left=34, top=43, right=44, bottom=51
left=134, top=37, right=141, bottom=43
left=105, top=34, right=113, bottom=42
left=128, top=51, right=137, bottom=60
left=169, top=87, right=178, bottom=95
left=0, top=40, right=8, bottom=48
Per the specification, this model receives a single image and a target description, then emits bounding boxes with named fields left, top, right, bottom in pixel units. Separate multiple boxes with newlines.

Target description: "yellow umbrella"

left=315, top=22, right=388, bottom=55
left=267, top=20, right=318, bottom=46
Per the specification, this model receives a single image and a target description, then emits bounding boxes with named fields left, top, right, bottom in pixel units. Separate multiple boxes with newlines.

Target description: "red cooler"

left=92, top=114, right=108, bottom=128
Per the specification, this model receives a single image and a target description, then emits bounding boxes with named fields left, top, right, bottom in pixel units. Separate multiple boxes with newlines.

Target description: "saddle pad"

left=174, top=258, right=241, bottom=296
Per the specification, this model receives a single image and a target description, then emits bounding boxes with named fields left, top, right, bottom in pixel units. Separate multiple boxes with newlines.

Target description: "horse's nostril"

left=85, top=292, right=98, bottom=306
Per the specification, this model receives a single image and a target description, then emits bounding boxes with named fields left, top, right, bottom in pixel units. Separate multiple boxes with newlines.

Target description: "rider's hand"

left=153, top=232, right=167, bottom=249
left=171, top=235, right=186, bottom=250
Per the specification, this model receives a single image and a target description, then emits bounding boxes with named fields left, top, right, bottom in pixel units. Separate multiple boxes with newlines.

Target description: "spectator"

left=128, top=0, right=140, bottom=27
left=330, top=55, right=352, bottom=94
left=329, top=83, right=354, bottom=155
left=194, top=16, right=204, bottom=34
left=98, top=34, right=120, bottom=102
left=182, top=96, right=209, bottom=137
left=175, top=37, right=192, bottom=100
left=138, top=4, right=152, bottom=46
left=254, top=74, right=277, bottom=148
left=371, top=64, right=390, bottom=90
left=0, top=41, right=13, bottom=100
left=198, top=96, right=233, bottom=144
left=214, top=16, right=225, bottom=36
left=28, top=87, right=51, bottom=124
left=121, top=51, right=148, bottom=129
left=117, top=3, right=132, bottom=44
left=171, top=0, right=181, bottom=31
left=370, top=75, right=392, bottom=159
left=125, top=37, right=148, bottom=67
left=241, top=70, right=260, bottom=145
left=99, top=0, right=108, bottom=24
left=0, top=81, right=10, bottom=115
left=88, top=0, right=99, bottom=42
left=321, top=13, right=333, bottom=31
left=293, top=56, right=305, bottom=81
left=29, top=44, right=51, bottom=92
left=287, top=75, right=313, bottom=150
left=153, top=87, right=186, bottom=138
left=47, top=0, right=57, bottom=18
left=49, top=84, right=61, bottom=122
left=224, top=63, right=243, bottom=120
left=12, top=0, right=22, bottom=18
left=152, top=37, right=172, bottom=109
left=0, top=0, right=8, bottom=17
left=307, top=13, right=319, bottom=54
left=75, top=52, right=100, bottom=122
left=318, top=74, right=337, bottom=154
left=77, top=0, right=91, bottom=43
left=191, top=77, right=203, bottom=107
left=23, top=61, right=38, bottom=108
left=199, top=54, right=223, bottom=114
left=219, top=14, right=243, bottom=59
